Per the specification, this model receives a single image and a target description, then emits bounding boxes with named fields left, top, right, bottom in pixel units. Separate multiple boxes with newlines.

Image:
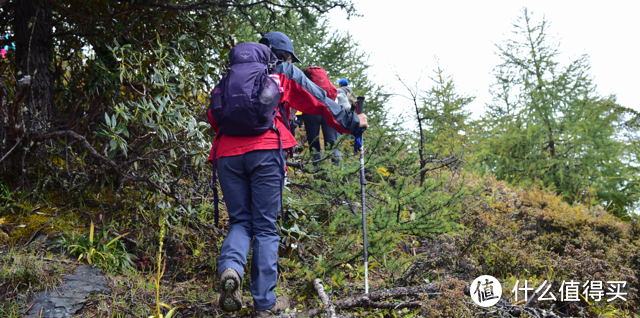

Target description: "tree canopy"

left=473, top=9, right=640, bottom=217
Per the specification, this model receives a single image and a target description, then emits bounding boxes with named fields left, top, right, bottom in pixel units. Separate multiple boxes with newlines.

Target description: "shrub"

left=54, top=221, right=136, bottom=274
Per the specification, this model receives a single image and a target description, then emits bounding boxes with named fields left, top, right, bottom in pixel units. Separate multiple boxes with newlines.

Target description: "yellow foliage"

left=377, top=167, right=390, bottom=177
left=49, top=154, right=66, bottom=168
left=47, top=153, right=86, bottom=169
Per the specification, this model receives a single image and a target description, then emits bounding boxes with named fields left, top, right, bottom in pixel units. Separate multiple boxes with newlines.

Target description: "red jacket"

left=208, top=62, right=360, bottom=163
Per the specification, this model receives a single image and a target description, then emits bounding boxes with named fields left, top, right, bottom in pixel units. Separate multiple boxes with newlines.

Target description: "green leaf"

left=107, top=149, right=117, bottom=161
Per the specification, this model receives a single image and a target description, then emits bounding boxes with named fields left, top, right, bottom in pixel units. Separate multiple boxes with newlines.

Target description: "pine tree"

left=398, top=66, right=473, bottom=186
left=421, top=66, right=474, bottom=162
left=475, top=8, right=638, bottom=216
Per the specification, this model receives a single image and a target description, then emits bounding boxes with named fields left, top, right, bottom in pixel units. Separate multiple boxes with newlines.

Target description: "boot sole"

left=219, top=274, right=242, bottom=312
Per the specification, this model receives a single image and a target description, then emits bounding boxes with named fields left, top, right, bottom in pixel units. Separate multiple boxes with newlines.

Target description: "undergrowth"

left=0, top=127, right=638, bottom=317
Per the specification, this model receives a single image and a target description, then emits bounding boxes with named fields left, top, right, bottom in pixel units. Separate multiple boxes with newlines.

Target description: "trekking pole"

left=355, top=96, right=368, bottom=294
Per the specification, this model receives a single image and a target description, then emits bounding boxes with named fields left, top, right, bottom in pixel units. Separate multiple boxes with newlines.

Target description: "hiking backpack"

left=339, top=86, right=359, bottom=112
left=303, top=67, right=338, bottom=100
left=208, top=42, right=287, bottom=226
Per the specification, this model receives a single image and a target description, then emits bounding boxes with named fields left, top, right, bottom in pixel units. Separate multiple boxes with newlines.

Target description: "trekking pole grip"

left=357, top=96, right=365, bottom=115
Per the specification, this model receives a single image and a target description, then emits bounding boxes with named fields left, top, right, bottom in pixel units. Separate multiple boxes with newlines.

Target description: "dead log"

left=280, top=283, right=443, bottom=318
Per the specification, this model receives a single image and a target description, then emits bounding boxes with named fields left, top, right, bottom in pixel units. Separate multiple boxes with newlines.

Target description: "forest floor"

left=1, top=173, right=639, bottom=317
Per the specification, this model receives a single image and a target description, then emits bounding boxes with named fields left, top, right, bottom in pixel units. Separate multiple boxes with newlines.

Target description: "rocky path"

left=24, top=265, right=110, bottom=318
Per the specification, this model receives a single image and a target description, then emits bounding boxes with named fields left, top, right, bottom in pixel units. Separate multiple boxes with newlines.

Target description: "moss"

left=49, top=213, right=83, bottom=236
left=5, top=213, right=52, bottom=244
left=2, top=204, right=84, bottom=244
left=0, top=230, right=9, bottom=243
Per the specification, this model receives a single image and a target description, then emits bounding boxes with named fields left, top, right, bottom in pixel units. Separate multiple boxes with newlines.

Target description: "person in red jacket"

left=208, top=31, right=368, bottom=317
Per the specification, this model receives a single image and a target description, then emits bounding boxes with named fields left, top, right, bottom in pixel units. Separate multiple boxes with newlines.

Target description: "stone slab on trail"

left=25, top=265, right=111, bottom=318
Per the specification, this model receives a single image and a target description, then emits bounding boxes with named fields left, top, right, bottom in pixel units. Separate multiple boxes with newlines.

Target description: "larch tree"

left=475, top=8, right=638, bottom=217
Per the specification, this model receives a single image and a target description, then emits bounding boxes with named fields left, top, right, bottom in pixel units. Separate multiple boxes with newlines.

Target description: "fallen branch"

left=300, top=284, right=442, bottom=317
left=313, top=278, right=336, bottom=318
left=111, top=231, right=138, bottom=245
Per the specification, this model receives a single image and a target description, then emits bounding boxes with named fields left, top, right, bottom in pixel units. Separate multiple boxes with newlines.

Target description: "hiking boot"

left=255, top=295, right=290, bottom=318
left=218, top=268, right=242, bottom=312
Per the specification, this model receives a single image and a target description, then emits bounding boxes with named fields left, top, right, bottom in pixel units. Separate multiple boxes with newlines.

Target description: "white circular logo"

left=470, top=275, right=502, bottom=307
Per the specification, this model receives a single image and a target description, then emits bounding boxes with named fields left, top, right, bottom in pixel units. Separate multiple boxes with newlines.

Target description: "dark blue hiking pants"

left=216, top=149, right=284, bottom=311
left=302, top=113, right=342, bottom=165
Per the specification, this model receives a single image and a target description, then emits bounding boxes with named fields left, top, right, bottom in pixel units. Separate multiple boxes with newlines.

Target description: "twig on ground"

left=301, top=284, right=443, bottom=317
left=110, top=231, right=138, bottom=245
left=313, top=278, right=337, bottom=318
left=22, top=301, right=36, bottom=315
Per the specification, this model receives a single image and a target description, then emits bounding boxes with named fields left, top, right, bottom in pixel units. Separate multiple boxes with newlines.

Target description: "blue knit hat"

left=338, top=78, right=349, bottom=86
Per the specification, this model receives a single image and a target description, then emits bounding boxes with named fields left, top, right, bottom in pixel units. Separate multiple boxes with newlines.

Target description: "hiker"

left=337, top=78, right=351, bottom=95
left=207, top=31, right=368, bottom=317
left=302, top=66, right=343, bottom=166
left=337, top=78, right=358, bottom=112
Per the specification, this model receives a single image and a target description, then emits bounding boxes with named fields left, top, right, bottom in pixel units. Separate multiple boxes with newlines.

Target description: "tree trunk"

left=14, top=0, right=54, bottom=133
left=3, top=0, right=53, bottom=174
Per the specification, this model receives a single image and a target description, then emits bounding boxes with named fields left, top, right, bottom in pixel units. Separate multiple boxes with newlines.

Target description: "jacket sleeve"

left=278, top=63, right=360, bottom=134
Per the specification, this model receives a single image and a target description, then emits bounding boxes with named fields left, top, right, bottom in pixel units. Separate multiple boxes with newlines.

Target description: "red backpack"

left=304, top=66, right=338, bottom=100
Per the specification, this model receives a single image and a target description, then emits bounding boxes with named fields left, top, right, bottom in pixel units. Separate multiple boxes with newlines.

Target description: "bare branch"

left=313, top=278, right=336, bottom=318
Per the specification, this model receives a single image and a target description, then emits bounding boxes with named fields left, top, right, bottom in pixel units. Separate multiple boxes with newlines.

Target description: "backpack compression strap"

left=270, top=102, right=287, bottom=222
